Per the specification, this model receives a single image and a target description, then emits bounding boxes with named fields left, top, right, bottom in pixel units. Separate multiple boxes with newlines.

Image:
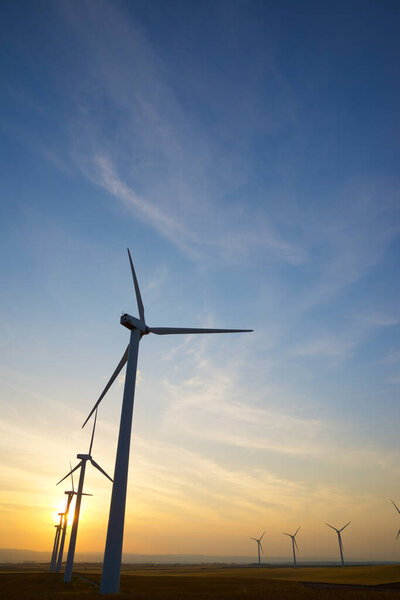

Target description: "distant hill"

left=0, top=548, right=396, bottom=566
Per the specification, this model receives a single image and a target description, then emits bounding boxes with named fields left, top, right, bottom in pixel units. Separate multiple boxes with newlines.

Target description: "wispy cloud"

left=95, top=155, right=195, bottom=256
left=53, top=1, right=309, bottom=267
left=292, top=308, right=400, bottom=361
left=296, top=180, right=400, bottom=309
left=93, top=153, right=308, bottom=265
left=292, top=335, right=355, bottom=359
left=164, top=376, right=323, bottom=457
left=128, top=437, right=308, bottom=520
left=362, top=313, right=400, bottom=327
left=155, top=336, right=398, bottom=473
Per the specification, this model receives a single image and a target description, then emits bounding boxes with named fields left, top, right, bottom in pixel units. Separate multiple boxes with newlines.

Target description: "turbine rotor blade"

left=294, top=538, right=299, bottom=551
left=283, top=532, right=291, bottom=537
left=90, top=458, right=113, bottom=483
left=70, top=461, right=74, bottom=492
left=82, top=345, right=129, bottom=428
left=294, top=526, right=301, bottom=536
left=148, top=327, right=253, bottom=335
left=88, top=407, right=98, bottom=455
left=57, top=462, right=82, bottom=486
left=250, top=537, right=258, bottom=541
left=325, top=523, right=337, bottom=531
left=127, top=249, right=145, bottom=322
left=260, top=531, right=265, bottom=540
left=391, top=500, right=400, bottom=514
left=396, top=529, right=400, bottom=540
left=340, top=521, right=351, bottom=532
left=259, top=542, right=263, bottom=553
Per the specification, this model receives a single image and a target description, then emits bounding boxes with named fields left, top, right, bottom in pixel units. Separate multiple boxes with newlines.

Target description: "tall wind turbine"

left=391, top=500, right=400, bottom=540
left=55, top=466, right=92, bottom=573
left=58, top=409, right=112, bottom=583
left=82, top=249, right=253, bottom=594
left=49, top=514, right=63, bottom=572
left=250, top=531, right=265, bottom=567
left=326, top=522, right=351, bottom=566
left=283, top=526, right=300, bottom=568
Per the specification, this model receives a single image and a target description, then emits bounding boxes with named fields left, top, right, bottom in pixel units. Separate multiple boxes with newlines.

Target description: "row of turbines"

left=50, top=491, right=400, bottom=578
left=48, top=249, right=253, bottom=594
left=251, top=505, right=400, bottom=569
left=251, top=523, right=347, bottom=569
left=49, top=409, right=112, bottom=578
left=47, top=250, right=400, bottom=592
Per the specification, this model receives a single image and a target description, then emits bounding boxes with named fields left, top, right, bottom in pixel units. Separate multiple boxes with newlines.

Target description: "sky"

left=0, top=0, right=400, bottom=563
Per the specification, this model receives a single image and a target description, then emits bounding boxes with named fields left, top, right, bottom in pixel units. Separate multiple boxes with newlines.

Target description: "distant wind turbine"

left=57, top=408, right=112, bottom=583
left=49, top=514, right=63, bottom=572
left=283, top=526, right=300, bottom=568
left=391, top=500, right=400, bottom=540
left=82, top=249, right=253, bottom=594
left=325, top=522, right=351, bottom=566
left=55, top=465, right=92, bottom=573
left=250, top=531, right=265, bottom=567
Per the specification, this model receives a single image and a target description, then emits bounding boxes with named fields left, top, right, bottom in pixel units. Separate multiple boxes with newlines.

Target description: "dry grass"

left=117, top=564, right=400, bottom=585
left=0, top=565, right=400, bottom=599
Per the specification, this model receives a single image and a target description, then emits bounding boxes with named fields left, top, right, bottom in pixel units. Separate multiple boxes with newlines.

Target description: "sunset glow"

left=0, top=0, right=399, bottom=565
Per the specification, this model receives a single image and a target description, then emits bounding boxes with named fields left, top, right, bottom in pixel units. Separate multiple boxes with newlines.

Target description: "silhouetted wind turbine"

left=283, top=526, right=300, bottom=568
left=82, top=249, right=253, bottom=594
left=49, top=514, right=63, bottom=572
left=326, top=522, right=350, bottom=566
left=250, top=531, right=265, bottom=567
left=58, top=408, right=112, bottom=582
left=55, top=465, right=92, bottom=573
left=391, top=500, right=400, bottom=540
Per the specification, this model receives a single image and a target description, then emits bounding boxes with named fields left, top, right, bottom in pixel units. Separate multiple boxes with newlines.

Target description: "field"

left=1, top=564, right=400, bottom=599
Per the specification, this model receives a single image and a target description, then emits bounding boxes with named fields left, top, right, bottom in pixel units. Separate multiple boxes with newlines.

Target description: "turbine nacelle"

left=120, top=313, right=148, bottom=334
left=77, top=453, right=91, bottom=460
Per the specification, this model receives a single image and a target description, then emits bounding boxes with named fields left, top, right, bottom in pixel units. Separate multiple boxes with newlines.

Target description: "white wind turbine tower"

left=325, top=522, right=351, bottom=566
left=58, top=409, right=112, bottom=583
left=82, top=249, right=253, bottom=595
left=250, top=531, right=265, bottom=567
left=283, top=526, right=300, bottom=568
left=49, top=513, right=63, bottom=572
left=391, top=500, right=400, bottom=540
left=55, top=466, right=92, bottom=573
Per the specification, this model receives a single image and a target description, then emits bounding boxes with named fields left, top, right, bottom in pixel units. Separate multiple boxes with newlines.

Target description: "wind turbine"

left=283, top=526, right=300, bottom=568
left=57, top=409, right=112, bottom=583
left=55, top=466, right=92, bottom=573
left=49, top=514, right=63, bottom=572
left=325, top=522, right=351, bottom=566
left=391, top=500, right=400, bottom=540
left=82, top=249, right=253, bottom=594
left=250, top=531, right=265, bottom=567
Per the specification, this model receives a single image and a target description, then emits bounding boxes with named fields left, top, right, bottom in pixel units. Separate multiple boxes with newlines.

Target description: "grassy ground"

left=1, top=564, right=400, bottom=599
left=122, top=564, right=400, bottom=584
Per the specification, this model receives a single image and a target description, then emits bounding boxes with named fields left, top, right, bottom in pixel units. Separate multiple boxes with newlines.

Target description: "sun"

left=51, top=497, right=69, bottom=524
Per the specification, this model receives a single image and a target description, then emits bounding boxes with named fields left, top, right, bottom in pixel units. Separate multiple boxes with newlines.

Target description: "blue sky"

left=0, top=0, right=400, bottom=560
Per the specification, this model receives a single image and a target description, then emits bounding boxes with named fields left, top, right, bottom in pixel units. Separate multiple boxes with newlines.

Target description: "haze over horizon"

left=0, top=0, right=399, bottom=564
